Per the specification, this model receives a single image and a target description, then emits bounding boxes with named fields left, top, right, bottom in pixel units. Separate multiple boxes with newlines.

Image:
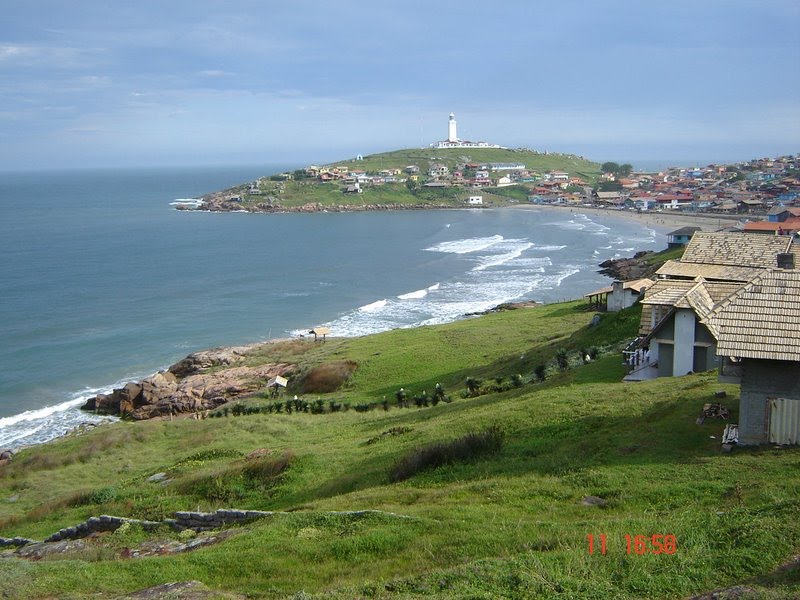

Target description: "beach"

left=512, top=203, right=745, bottom=233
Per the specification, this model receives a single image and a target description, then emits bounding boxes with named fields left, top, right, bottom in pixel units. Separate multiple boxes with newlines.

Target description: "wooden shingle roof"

left=680, top=231, right=794, bottom=268
left=639, top=278, right=747, bottom=337
left=584, top=278, right=653, bottom=298
left=657, top=260, right=769, bottom=282
left=703, top=269, right=800, bottom=361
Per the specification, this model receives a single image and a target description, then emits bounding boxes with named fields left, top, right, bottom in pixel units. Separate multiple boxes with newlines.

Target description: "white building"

left=448, top=112, right=458, bottom=142
left=432, top=113, right=505, bottom=149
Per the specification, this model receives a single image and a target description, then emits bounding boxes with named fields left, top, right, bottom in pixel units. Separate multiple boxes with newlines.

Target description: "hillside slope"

left=0, top=303, right=798, bottom=599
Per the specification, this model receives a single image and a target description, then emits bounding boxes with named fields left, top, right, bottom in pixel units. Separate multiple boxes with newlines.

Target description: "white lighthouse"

left=447, top=112, right=458, bottom=143
left=431, top=112, right=504, bottom=149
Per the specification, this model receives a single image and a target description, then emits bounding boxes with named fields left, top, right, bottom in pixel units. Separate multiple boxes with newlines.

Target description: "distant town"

left=192, top=114, right=800, bottom=235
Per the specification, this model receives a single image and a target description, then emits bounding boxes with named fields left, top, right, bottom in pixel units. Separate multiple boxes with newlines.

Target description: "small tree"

left=465, top=377, right=482, bottom=397
left=534, top=365, right=547, bottom=382
left=555, top=349, right=570, bottom=371
left=432, top=383, right=446, bottom=404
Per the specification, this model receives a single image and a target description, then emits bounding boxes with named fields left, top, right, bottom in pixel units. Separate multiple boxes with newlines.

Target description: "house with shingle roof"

left=702, top=270, right=800, bottom=445
left=656, top=232, right=800, bottom=282
left=626, top=278, right=745, bottom=380
left=625, top=231, right=800, bottom=382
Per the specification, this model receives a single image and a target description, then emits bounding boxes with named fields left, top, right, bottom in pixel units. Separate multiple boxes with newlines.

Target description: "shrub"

left=75, top=486, right=117, bottom=506
left=555, top=349, right=570, bottom=371
left=177, top=450, right=293, bottom=502
left=389, top=425, right=505, bottom=483
left=465, top=377, right=482, bottom=396
left=298, top=360, right=358, bottom=393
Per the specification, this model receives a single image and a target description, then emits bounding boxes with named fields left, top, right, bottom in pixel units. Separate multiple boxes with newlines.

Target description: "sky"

left=1, top=0, right=798, bottom=171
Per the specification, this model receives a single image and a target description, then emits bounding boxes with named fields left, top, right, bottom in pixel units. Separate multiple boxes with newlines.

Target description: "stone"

left=147, top=472, right=169, bottom=483
left=581, top=495, right=608, bottom=507
left=16, top=539, right=88, bottom=560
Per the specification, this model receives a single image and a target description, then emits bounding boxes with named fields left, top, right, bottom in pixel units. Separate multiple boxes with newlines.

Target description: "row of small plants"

left=208, top=383, right=455, bottom=418
left=208, top=346, right=602, bottom=419
left=461, top=346, right=601, bottom=398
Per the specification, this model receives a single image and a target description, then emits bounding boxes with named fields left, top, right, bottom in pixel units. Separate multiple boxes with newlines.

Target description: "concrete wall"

left=739, top=359, right=800, bottom=445
left=671, top=309, right=695, bottom=376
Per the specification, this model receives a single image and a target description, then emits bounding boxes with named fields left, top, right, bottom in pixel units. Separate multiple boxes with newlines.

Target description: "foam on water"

left=425, top=235, right=504, bottom=254
left=397, top=282, right=439, bottom=300
left=359, top=299, right=388, bottom=312
left=318, top=235, right=577, bottom=338
left=0, top=391, right=117, bottom=450
left=473, top=241, right=533, bottom=271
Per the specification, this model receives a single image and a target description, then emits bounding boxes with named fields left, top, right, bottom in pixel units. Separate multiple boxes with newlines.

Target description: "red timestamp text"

left=586, top=533, right=677, bottom=555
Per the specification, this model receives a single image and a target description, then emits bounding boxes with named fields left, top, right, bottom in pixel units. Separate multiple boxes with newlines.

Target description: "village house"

left=667, top=226, right=702, bottom=248
left=703, top=269, right=800, bottom=445
left=428, top=164, right=449, bottom=179
left=624, top=232, right=800, bottom=381
left=584, top=278, right=653, bottom=312
left=743, top=218, right=800, bottom=236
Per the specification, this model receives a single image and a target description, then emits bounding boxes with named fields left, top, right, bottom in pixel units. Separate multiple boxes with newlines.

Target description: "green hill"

left=200, top=148, right=600, bottom=211
left=1, top=301, right=798, bottom=599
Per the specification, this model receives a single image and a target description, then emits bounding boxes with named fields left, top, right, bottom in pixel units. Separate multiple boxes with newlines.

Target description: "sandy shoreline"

left=511, top=203, right=745, bottom=233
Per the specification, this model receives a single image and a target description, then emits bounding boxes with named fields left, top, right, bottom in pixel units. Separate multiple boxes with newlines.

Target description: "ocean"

left=0, top=166, right=669, bottom=449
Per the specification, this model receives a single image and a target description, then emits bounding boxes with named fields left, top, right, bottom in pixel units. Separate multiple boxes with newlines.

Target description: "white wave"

left=359, top=299, right=388, bottom=312
left=0, top=397, right=86, bottom=429
left=170, top=198, right=203, bottom=207
left=473, top=242, right=534, bottom=272
left=531, top=244, right=567, bottom=252
left=397, top=282, right=440, bottom=300
left=0, top=396, right=117, bottom=450
left=553, top=219, right=586, bottom=231
left=425, top=235, right=504, bottom=254
left=398, top=288, right=428, bottom=300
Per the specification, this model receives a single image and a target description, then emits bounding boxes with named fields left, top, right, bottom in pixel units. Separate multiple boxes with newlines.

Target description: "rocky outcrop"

left=597, top=250, right=657, bottom=280
left=182, top=197, right=462, bottom=214
left=81, top=345, right=294, bottom=420
left=167, top=345, right=260, bottom=377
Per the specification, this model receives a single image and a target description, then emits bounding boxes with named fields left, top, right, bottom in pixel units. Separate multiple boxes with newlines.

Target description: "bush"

left=389, top=425, right=505, bottom=483
left=555, top=349, right=570, bottom=371
left=177, top=450, right=293, bottom=502
left=465, top=377, right=482, bottom=397
left=298, top=360, right=358, bottom=393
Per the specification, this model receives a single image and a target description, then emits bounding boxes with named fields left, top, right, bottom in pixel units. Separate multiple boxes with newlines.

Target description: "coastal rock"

left=140, top=371, right=179, bottom=404
left=167, top=345, right=258, bottom=378
left=597, top=251, right=656, bottom=280
left=81, top=340, right=295, bottom=420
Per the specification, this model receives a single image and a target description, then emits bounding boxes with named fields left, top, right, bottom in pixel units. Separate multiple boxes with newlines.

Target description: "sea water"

left=0, top=166, right=667, bottom=449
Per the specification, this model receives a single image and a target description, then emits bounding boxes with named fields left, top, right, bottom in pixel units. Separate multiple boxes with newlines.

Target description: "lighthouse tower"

left=447, top=112, right=458, bottom=143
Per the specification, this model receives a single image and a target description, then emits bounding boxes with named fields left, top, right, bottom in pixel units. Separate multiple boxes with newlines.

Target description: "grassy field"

left=0, top=302, right=798, bottom=599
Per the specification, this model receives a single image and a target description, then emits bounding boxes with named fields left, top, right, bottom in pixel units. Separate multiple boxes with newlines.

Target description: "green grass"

left=0, top=301, right=797, bottom=599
